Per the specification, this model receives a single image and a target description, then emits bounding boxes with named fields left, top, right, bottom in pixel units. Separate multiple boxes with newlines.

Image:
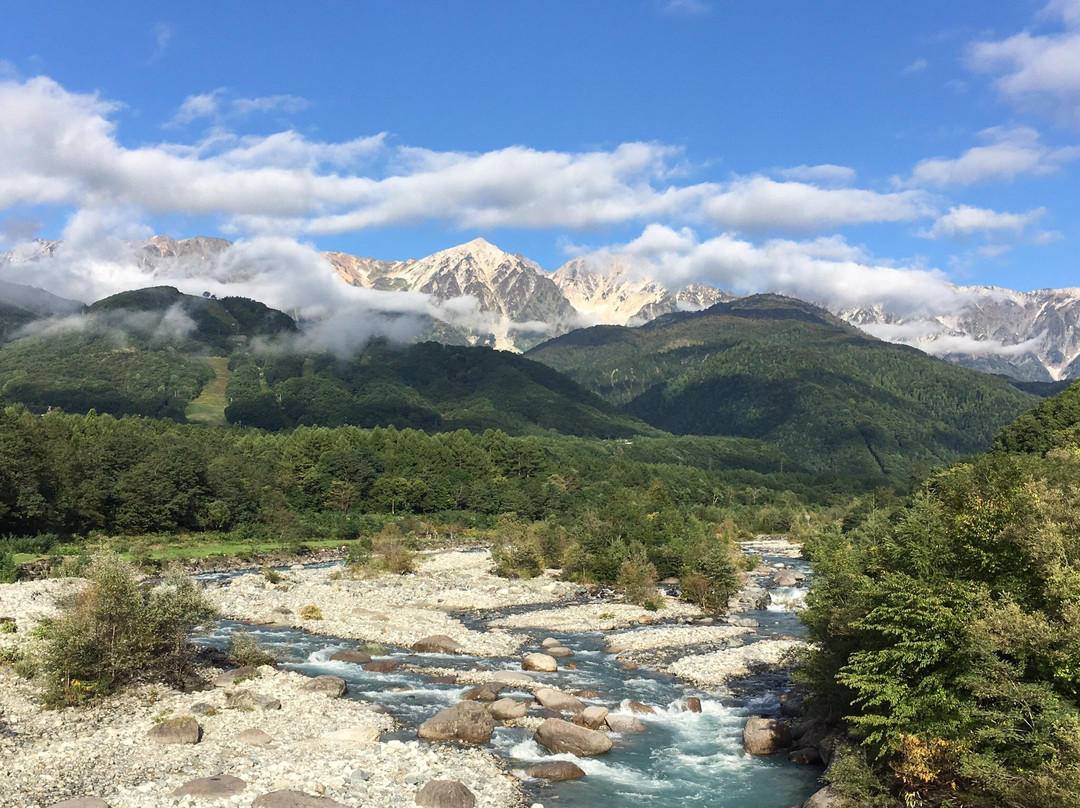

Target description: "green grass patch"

left=185, top=356, right=232, bottom=426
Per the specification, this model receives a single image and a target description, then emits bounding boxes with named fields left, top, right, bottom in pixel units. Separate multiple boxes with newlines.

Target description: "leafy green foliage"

left=528, top=294, right=1037, bottom=481
left=802, top=383, right=1080, bottom=807
left=34, top=556, right=216, bottom=706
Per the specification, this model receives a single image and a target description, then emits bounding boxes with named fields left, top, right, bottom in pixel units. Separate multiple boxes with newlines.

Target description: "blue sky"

left=0, top=0, right=1078, bottom=311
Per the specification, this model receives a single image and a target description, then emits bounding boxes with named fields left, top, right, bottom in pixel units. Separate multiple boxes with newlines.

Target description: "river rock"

left=540, top=637, right=562, bottom=648
left=742, top=716, right=792, bottom=755
left=172, top=775, right=247, bottom=798
left=463, top=683, right=505, bottom=702
left=488, top=697, right=529, bottom=720
left=492, top=671, right=533, bottom=685
left=237, top=727, right=275, bottom=747
left=47, top=801, right=111, bottom=808
left=574, top=688, right=602, bottom=699
left=773, top=572, right=799, bottom=587
left=215, top=666, right=258, bottom=686
left=364, top=659, right=399, bottom=673
left=522, top=653, right=557, bottom=672
left=534, top=718, right=612, bottom=756
left=534, top=688, right=586, bottom=714
left=788, top=746, right=821, bottom=765
left=803, top=787, right=843, bottom=808
left=226, top=689, right=282, bottom=710
left=626, top=700, right=656, bottom=714
left=252, top=791, right=347, bottom=808
left=415, top=780, right=476, bottom=808
left=418, top=701, right=495, bottom=743
left=606, top=714, right=646, bottom=734
left=412, top=635, right=464, bottom=654
left=524, top=761, right=587, bottom=781
left=147, top=716, right=200, bottom=745
left=329, top=649, right=371, bottom=664
left=686, top=697, right=702, bottom=713
left=302, top=675, right=348, bottom=698
left=546, top=646, right=574, bottom=658
left=321, top=726, right=381, bottom=744
left=576, top=705, right=609, bottom=729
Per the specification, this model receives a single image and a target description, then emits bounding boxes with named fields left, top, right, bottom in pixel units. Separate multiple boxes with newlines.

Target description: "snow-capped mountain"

left=4, top=234, right=1080, bottom=379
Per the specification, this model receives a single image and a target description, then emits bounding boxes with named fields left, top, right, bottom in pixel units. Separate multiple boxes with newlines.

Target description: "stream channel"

left=194, top=552, right=821, bottom=808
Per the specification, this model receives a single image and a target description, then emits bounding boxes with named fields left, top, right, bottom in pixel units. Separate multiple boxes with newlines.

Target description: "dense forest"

left=802, top=380, right=1080, bottom=808
left=527, top=295, right=1039, bottom=481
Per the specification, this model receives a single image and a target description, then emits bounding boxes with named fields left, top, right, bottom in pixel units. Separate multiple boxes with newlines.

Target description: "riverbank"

left=0, top=540, right=816, bottom=808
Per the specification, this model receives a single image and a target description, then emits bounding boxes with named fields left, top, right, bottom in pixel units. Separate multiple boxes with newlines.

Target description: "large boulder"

left=147, top=716, right=200, bottom=745
left=576, top=706, right=609, bottom=730
left=215, top=666, right=258, bottom=687
left=330, top=649, right=372, bottom=664
left=522, top=653, right=557, bottom=672
left=524, top=761, right=587, bottom=781
left=418, top=701, right=496, bottom=744
left=534, top=718, right=613, bottom=756
left=605, top=714, right=646, bottom=734
left=742, top=716, right=792, bottom=755
left=302, top=675, right=348, bottom=698
left=412, top=635, right=464, bottom=654
left=546, top=646, right=574, bottom=658
left=414, top=780, right=476, bottom=808
left=534, top=688, right=586, bottom=714
left=172, top=775, right=247, bottom=798
left=252, top=792, right=347, bottom=808
left=802, top=787, right=843, bottom=808
left=540, top=637, right=562, bottom=648
left=488, top=697, right=529, bottom=720
left=625, top=700, right=655, bottom=715
left=364, top=659, right=399, bottom=673
left=226, top=690, right=281, bottom=711
left=463, top=683, right=505, bottom=702
left=685, top=697, right=702, bottom=713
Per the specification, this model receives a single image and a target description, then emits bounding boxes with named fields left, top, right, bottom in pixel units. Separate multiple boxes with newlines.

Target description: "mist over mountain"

left=3, top=234, right=1079, bottom=379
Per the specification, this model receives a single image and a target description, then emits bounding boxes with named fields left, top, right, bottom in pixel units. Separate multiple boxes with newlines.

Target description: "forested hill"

left=0, top=286, right=658, bottom=440
left=526, top=294, right=1039, bottom=481
left=802, top=378, right=1080, bottom=808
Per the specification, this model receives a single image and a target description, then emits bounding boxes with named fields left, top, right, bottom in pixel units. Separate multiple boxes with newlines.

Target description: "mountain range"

left=2, top=234, right=1079, bottom=380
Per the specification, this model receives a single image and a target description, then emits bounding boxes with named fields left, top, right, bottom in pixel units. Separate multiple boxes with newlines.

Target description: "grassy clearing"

left=185, top=356, right=231, bottom=426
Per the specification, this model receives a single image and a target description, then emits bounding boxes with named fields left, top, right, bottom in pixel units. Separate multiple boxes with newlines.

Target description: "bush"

left=0, top=552, right=16, bottom=583
left=34, top=555, right=216, bottom=707
left=261, top=567, right=282, bottom=584
left=299, top=604, right=323, bottom=620
left=617, top=545, right=661, bottom=608
left=227, top=630, right=278, bottom=667
left=370, top=525, right=415, bottom=575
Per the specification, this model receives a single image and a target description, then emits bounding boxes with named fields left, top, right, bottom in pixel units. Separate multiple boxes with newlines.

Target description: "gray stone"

left=330, top=649, right=372, bottom=664
left=412, top=634, right=464, bottom=654
left=237, top=727, right=275, bottom=747
left=418, top=700, right=495, bottom=744
left=364, top=659, right=399, bottom=673
left=172, top=775, right=247, bottom=798
left=492, top=671, right=533, bottom=684
left=147, top=716, right=200, bottom=745
left=252, top=791, right=347, bottom=808
left=524, top=761, right=587, bottom=781
left=534, top=688, right=586, bottom=714
left=803, top=787, right=843, bottom=808
left=534, top=718, right=612, bottom=756
left=540, top=637, right=561, bottom=648
left=742, top=716, right=792, bottom=755
left=415, top=780, right=476, bottom=808
left=463, top=683, right=505, bottom=702
left=487, top=697, right=529, bottom=720
left=576, top=705, right=609, bottom=729
left=685, top=697, right=702, bottom=713
left=626, top=700, right=656, bottom=714
left=215, top=666, right=258, bottom=687
left=47, top=800, right=111, bottom=808
left=301, top=675, right=348, bottom=698
left=546, top=646, right=574, bottom=658
left=605, top=714, right=647, bottom=733
left=226, top=689, right=282, bottom=710
left=522, top=653, right=558, bottom=672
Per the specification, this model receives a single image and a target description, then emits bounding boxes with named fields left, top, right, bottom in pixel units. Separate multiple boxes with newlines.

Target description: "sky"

left=0, top=0, right=1079, bottom=315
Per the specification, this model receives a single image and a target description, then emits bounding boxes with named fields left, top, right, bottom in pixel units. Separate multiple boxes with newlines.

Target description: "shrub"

left=228, top=630, right=278, bottom=667
left=681, top=543, right=741, bottom=613
left=371, top=525, right=415, bottom=575
left=617, top=544, right=660, bottom=607
left=0, top=620, right=16, bottom=634
left=299, top=604, right=323, bottom=620
left=261, top=567, right=282, bottom=584
left=0, top=552, right=16, bottom=583
left=34, top=555, right=216, bottom=707
left=344, top=538, right=372, bottom=569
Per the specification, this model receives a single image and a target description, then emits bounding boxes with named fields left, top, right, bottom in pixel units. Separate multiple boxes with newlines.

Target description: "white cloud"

left=167, top=89, right=225, bottom=126
left=921, top=204, right=1046, bottom=239
left=905, top=126, right=1080, bottom=186
left=166, top=89, right=309, bottom=128
left=610, top=224, right=969, bottom=317
left=704, top=176, right=932, bottom=232
left=150, top=23, right=173, bottom=62
left=902, top=58, right=928, bottom=74
left=969, top=0, right=1080, bottom=125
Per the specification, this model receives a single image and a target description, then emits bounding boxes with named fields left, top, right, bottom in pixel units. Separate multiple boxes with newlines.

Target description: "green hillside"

left=527, top=294, right=1038, bottom=480
left=225, top=339, right=661, bottom=439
